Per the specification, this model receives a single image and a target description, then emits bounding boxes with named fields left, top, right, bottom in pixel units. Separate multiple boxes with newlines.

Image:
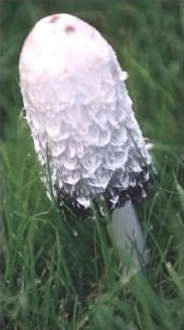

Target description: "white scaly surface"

left=19, top=14, right=152, bottom=213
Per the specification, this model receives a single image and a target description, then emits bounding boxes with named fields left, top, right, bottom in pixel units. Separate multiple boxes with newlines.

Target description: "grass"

left=0, top=1, right=183, bottom=329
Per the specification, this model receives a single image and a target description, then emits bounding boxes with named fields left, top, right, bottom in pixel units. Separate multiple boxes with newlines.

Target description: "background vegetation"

left=1, top=1, right=183, bottom=329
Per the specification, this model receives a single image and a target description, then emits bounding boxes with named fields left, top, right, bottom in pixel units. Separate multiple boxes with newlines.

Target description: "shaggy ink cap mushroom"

left=19, top=13, right=154, bottom=218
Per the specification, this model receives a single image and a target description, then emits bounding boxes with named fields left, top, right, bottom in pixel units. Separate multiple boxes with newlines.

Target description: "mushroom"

left=19, top=14, right=154, bottom=267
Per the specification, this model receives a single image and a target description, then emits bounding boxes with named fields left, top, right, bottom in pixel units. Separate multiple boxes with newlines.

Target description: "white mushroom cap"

left=19, top=13, right=153, bottom=216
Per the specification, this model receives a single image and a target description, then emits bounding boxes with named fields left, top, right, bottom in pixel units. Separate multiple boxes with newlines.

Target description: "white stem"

left=110, top=201, right=149, bottom=268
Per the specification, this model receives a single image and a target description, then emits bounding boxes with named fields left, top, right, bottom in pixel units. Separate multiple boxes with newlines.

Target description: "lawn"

left=0, top=1, right=183, bottom=329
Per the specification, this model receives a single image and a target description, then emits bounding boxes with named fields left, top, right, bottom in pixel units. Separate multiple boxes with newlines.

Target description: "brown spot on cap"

left=49, top=15, right=60, bottom=24
left=64, top=25, right=75, bottom=33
